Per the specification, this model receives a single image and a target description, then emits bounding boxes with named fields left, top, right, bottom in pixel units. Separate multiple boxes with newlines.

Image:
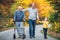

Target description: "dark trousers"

left=43, top=28, right=48, bottom=39
left=29, top=19, right=36, bottom=37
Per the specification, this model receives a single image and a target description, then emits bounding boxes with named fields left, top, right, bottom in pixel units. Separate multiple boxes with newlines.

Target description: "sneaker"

left=33, top=36, right=35, bottom=38
left=30, top=36, right=32, bottom=39
left=13, top=33, right=16, bottom=39
left=22, top=34, right=26, bottom=39
left=44, top=37, right=47, bottom=39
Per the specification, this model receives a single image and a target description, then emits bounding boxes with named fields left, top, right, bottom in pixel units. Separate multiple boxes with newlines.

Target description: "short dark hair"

left=29, top=3, right=36, bottom=7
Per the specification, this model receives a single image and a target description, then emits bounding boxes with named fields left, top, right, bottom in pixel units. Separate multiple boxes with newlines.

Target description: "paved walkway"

left=0, top=25, right=57, bottom=40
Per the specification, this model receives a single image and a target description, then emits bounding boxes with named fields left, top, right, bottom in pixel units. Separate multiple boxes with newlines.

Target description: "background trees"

left=0, top=0, right=14, bottom=30
left=0, top=0, right=60, bottom=34
left=10, top=0, right=54, bottom=26
left=47, top=0, right=60, bottom=33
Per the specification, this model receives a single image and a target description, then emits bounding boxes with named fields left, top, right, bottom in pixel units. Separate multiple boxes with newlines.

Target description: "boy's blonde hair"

left=44, top=17, right=48, bottom=21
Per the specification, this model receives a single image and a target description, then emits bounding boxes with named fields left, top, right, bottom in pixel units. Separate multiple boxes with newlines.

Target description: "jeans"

left=15, top=22, right=24, bottom=36
left=43, top=28, right=48, bottom=39
left=29, top=19, right=36, bottom=37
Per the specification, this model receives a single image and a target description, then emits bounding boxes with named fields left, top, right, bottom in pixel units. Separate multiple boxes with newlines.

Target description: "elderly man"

left=24, top=3, right=39, bottom=38
left=14, top=6, right=25, bottom=38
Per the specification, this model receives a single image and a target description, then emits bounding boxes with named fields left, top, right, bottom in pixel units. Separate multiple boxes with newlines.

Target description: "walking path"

left=0, top=25, right=57, bottom=40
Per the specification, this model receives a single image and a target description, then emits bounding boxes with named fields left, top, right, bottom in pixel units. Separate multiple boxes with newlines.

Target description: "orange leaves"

left=33, top=0, right=54, bottom=18
left=20, top=0, right=54, bottom=18
left=11, top=0, right=54, bottom=18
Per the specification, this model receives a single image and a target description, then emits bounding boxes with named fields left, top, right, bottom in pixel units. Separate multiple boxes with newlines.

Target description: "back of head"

left=44, top=17, right=48, bottom=21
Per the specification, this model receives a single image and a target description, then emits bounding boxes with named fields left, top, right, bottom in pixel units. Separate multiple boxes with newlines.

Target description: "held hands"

left=36, top=19, right=40, bottom=24
left=36, top=18, right=43, bottom=24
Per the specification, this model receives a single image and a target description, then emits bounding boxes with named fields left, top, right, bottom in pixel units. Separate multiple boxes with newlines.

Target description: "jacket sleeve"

left=23, top=8, right=29, bottom=12
left=23, top=12, right=26, bottom=21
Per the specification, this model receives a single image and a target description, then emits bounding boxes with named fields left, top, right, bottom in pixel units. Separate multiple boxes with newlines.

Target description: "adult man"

left=14, top=6, right=25, bottom=38
left=24, top=3, right=39, bottom=38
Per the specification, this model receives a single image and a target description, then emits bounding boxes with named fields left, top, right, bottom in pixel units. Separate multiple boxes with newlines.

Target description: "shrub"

left=50, top=22, right=60, bottom=33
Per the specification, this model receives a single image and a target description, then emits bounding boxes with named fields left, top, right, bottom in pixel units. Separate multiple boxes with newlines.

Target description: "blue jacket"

left=14, top=10, right=24, bottom=22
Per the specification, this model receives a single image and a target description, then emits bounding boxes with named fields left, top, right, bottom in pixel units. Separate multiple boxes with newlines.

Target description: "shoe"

left=22, top=34, right=26, bottom=39
left=13, top=33, right=16, bottom=39
left=44, top=37, right=47, bottom=39
left=30, top=36, right=32, bottom=39
left=33, top=36, right=35, bottom=38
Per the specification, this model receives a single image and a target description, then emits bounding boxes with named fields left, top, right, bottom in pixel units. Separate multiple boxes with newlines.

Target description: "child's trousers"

left=43, top=28, right=48, bottom=39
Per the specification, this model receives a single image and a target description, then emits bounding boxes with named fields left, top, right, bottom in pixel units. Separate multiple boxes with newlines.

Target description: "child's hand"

left=39, top=21, right=40, bottom=23
left=39, top=21, right=43, bottom=23
left=36, top=20, right=39, bottom=24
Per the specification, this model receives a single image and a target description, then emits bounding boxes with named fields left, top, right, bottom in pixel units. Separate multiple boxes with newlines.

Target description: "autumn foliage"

left=0, top=0, right=60, bottom=34
left=11, top=0, right=54, bottom=18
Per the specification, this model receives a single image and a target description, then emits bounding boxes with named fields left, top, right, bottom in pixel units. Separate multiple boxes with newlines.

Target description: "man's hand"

left=36, top=19, right=39, bottom=24
left=23, top=18, right=25, bottom=22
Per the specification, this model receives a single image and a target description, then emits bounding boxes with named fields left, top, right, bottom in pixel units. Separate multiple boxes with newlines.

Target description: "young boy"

left=39, top=17, right=49, bottom=39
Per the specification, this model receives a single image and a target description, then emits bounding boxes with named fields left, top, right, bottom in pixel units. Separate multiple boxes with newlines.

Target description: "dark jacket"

left=14, top=10, right=24, bottom=22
